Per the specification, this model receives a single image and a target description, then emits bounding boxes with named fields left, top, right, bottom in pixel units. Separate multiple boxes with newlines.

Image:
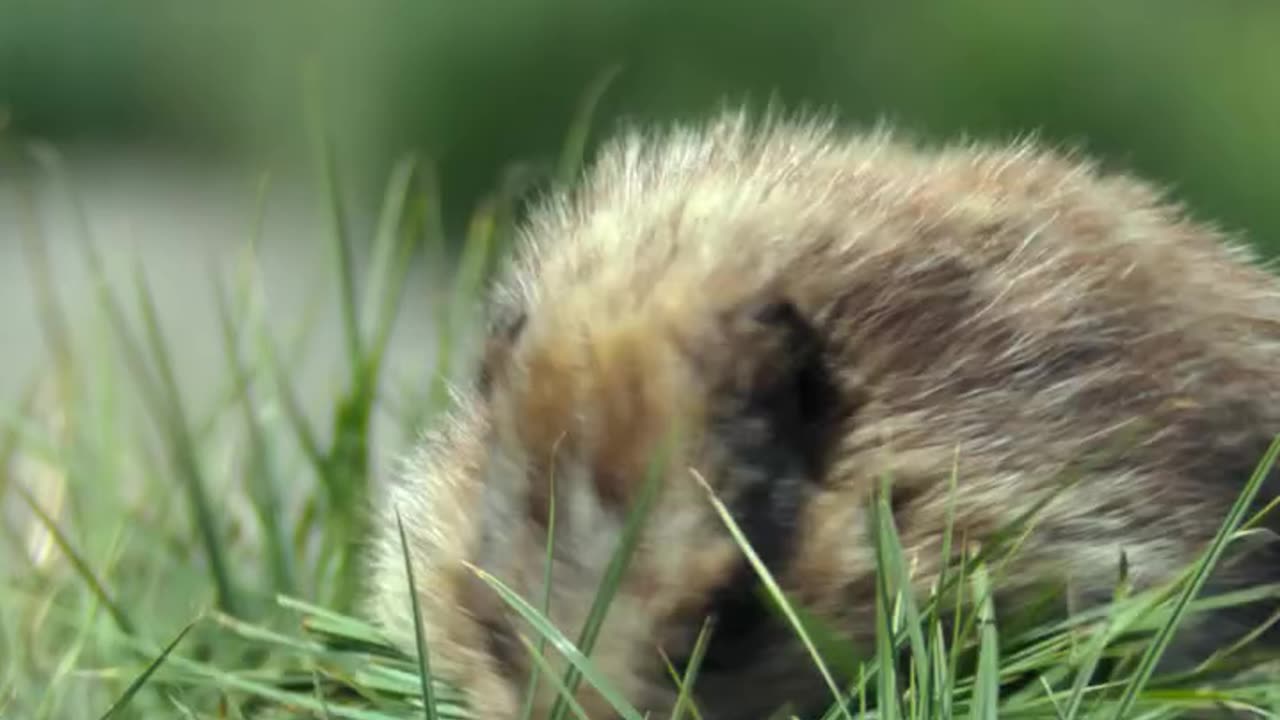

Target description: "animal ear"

left=703, top=295, right=842, bottom=479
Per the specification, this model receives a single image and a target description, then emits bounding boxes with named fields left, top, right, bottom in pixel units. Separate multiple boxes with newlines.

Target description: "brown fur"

left=367, top=111, right=1280, bottom=719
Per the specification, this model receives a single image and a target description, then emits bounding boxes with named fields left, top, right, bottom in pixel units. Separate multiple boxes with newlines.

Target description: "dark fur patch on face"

left=706, top=296, right=848, bottom=485
left=670, top=296, right=852, bottom=704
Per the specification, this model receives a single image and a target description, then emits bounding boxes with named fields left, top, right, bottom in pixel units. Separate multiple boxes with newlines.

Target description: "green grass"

left=5, top=83, right=1280, bottom=718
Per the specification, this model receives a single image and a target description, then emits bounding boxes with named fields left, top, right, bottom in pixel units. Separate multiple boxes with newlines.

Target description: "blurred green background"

left=3, top=0, right=1278, bottom=251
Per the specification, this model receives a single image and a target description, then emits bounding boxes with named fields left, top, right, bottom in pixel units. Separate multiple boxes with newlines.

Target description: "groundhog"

left=366, top=110, right=1280, bottom=719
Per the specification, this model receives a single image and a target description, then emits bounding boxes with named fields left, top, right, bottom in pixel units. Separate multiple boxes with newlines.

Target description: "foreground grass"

left=5, top=96, right=1280, bottom=717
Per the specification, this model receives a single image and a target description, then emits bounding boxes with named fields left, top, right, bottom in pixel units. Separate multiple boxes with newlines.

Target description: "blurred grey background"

left=3, top=0, right=1279, bottom=455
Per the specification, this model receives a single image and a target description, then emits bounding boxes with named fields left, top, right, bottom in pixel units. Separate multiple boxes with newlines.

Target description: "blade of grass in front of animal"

left=518, top=459, right=559, bottom=720
left=158, top=651, right=444, bottom=720
left=693, top=468, right=856, bottom=720
left=938, top=479, right=1071, bottom=681
left=543, top=437, right=672, bottom=720
left=1037, top=675, right=1068, bottom=720
left=542, top=431, right=676, bottom=720
left=871, top=478, right=900, bottom=720
left=292, top=611, right=405, bottom=659
left=1063, top=550, right=1132, bottom=720
left=1109, top=434, right=1280, bottom=720
left=765, top=599, right=863, bottom=683
left=516, top=634, right=593, bottom=720
left=134, top=263, right=241, bottom=617
left=874, top=474, right=932, bottom=717
left=350, top=666, right=468, bottom=703
left=1195, top=604, right=1280, bottom=674
left=1000, top=634, right=1076, bottom=711
left=396, top=510, right=439, bottom=720
left=311, top=666, right=336, bottom=720
left=667, top=616, right=713, bottom=720
left=96, top=620, right=195, bottom=720
left=463, top=562, right=645, bottom=720
left=820, top=671, right=879, bottom=720
left=932, top=622, right=953, bottom=720
left=279, top=595, right=391, bottom=644
left=208, top=611, right=326, bottom=656
left=968, top=561, right=999, bottom=720
left=11, top=480, right=134, bottom=636
left=875, top=556, right=899, bottom=720
left=1008, top=584, right=1169, bottom=648
left=1242, top=493, right=1280, bottom=533
left=929, top=449, right=962, bottom=719
left=764, top=706, right=799, bottom=720
left=165, top=693, right=204, bottom=720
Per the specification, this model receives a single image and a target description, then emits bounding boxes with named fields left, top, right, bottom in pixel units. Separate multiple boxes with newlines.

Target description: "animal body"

left=367, top=111, right=1280, bottom=719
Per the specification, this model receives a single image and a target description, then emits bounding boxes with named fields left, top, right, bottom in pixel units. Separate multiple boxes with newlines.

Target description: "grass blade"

left=873, top=474, right=932, bottom=716
left=544, top=436, right=670, bottom=720
left=1063, top=551, right=1132, bottom=719
left=463, top=563, right=645, bottom=720
left=516, top=634, right=592, bottom=720
left=97, top=620, right=196, bottom=719
left=518, top=460, right=559, bottom=720
left=12, top=481, right=134, bottom=636
left=556, top=64, right=623, bottom=187
left=396, top=511, right=439, bottom=720
left=693, top=468, right=855, bottom=720
left=1110, top=434, right=1280, bottom=719
left=134, top=264, right=240, bottom=616
left=361, top=154, right=419, bottom=366
left=668, top=617, right=713, bottom=720
left=212, top=270, right=295, bottom=595
left=262, top=331, right=328, bottom=484
left=872, top=490, right=899, bottom=720
left=969, top=561, right=999, bottom=720
left=307, top=74, right=363, bottom=371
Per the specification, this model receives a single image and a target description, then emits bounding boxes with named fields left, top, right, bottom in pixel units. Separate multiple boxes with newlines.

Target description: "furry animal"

left=366, top=111, right=1280, bottom=719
